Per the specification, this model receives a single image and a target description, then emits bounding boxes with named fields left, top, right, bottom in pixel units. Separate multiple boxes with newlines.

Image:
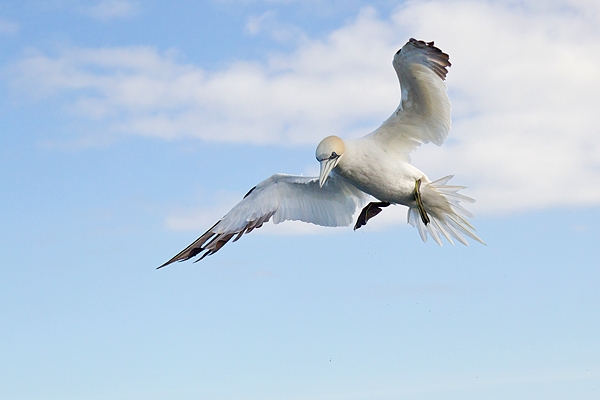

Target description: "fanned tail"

left=407, top=175, right=485, bottom=246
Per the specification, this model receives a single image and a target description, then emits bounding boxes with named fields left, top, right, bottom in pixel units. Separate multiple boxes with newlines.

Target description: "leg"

left=354, top=201, right=390, bottom=230
left=414, top=179, right=430, bottom=225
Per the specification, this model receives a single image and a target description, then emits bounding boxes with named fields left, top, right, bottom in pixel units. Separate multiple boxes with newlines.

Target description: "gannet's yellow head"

left=315, top=135, right=345, bottom=187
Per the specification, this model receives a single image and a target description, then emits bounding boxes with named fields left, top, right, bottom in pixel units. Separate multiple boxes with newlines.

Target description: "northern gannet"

left=159, top=38, right=484, bottom=268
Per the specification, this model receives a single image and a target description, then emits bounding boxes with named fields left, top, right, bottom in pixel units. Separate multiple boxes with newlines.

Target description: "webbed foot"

left=354, top=201, right=390, bottom=230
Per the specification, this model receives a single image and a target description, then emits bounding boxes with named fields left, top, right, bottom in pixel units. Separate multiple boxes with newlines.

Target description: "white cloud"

left=397, top=0, right=600, bottom=213
left=10, top=7, right=397, bottom=145
left=246, top=11, right=273, bottom=35
left=165, top=191, right=240, bottom=232
left=8, top=1, right=600, bottom=216
left=80, top=0, right=138, bottom=20
left=246, top=11, right=307, bottom=43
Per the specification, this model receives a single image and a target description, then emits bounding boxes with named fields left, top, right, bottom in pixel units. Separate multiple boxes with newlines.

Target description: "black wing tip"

left=407, top=37, right=451, bottom=80
left=408, top=38, right=445, bottom=54
left=157, top=258, right=183, bottom=269
left=156, top=213, right=276, bottom=269
left=157, top=247, right=215, bottom=269
left=243, top=185, right=257, bottom=199
left=156, top=221, right=222, bottom=269
left=157, top=263, right=167, bottom=270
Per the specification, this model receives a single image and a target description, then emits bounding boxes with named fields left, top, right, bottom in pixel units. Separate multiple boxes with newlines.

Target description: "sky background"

left=1, top=1, right=600, bottom=399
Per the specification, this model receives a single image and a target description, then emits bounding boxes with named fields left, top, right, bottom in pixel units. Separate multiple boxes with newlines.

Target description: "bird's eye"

left=331, top=152, right=338, bottom=158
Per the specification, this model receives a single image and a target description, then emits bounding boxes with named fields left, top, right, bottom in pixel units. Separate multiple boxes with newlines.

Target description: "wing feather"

left=158, top=173, right=366, bottom=267
left=367, top=38, right=452, bottom=160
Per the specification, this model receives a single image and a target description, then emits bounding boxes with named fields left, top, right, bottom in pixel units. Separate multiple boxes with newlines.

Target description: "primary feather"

left=368, top=38, right=452, bottom=160
left=158, top=174, right=366, bottom=267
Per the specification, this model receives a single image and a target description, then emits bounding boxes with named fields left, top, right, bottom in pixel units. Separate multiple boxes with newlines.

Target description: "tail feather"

left=430, top=216, right=454, bottom=245
left=407, top=175, right=485, bottom=246
left=450, top=202, right=474, bottom=219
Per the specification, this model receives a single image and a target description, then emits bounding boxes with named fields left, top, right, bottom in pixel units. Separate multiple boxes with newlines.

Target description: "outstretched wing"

left=367, top=38, right=452, bottom=160
left=158, top=173, right=366, bottom=267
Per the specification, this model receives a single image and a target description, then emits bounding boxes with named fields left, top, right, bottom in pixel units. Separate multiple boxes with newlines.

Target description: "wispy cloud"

left=165, top=190, right=344, bottom=235
left=10, top=8, right=396, bottom=144
left=0, top=18, right=19, bottom=35
left=7, top=1, right=600, bottom=215
left=165, top=191, right=241, bottom=232
left=246, top=11, right=307, bottom=43
left=79, top=0, right=138, bottom=20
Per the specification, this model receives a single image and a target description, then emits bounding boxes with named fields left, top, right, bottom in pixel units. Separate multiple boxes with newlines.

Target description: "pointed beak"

left=319, top=158, right=338, bottom=187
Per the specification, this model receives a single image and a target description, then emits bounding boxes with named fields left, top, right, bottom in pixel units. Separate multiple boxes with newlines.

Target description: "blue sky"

left=1, top=1, right=600, bottom=399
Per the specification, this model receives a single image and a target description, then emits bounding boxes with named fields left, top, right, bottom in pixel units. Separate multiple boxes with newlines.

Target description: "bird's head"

left=315, top=135, right=345, bottom=187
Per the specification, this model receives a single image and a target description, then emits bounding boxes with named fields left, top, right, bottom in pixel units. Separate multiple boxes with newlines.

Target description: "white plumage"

left=159, top=38, right=484, bottom=268
left=216, top=174, right=366, bottom=232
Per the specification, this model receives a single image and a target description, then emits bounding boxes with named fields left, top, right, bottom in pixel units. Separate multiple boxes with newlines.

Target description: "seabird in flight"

left=159, top=38, right=484, bottom=268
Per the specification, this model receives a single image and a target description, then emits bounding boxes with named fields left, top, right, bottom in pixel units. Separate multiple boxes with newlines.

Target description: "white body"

left=336, top=137, right=426, bottom=206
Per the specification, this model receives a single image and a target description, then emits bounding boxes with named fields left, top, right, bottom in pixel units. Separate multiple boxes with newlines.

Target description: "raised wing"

left=158, top=173, right=366, bottom=267
left=367, top=38, right=452, bottom=160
